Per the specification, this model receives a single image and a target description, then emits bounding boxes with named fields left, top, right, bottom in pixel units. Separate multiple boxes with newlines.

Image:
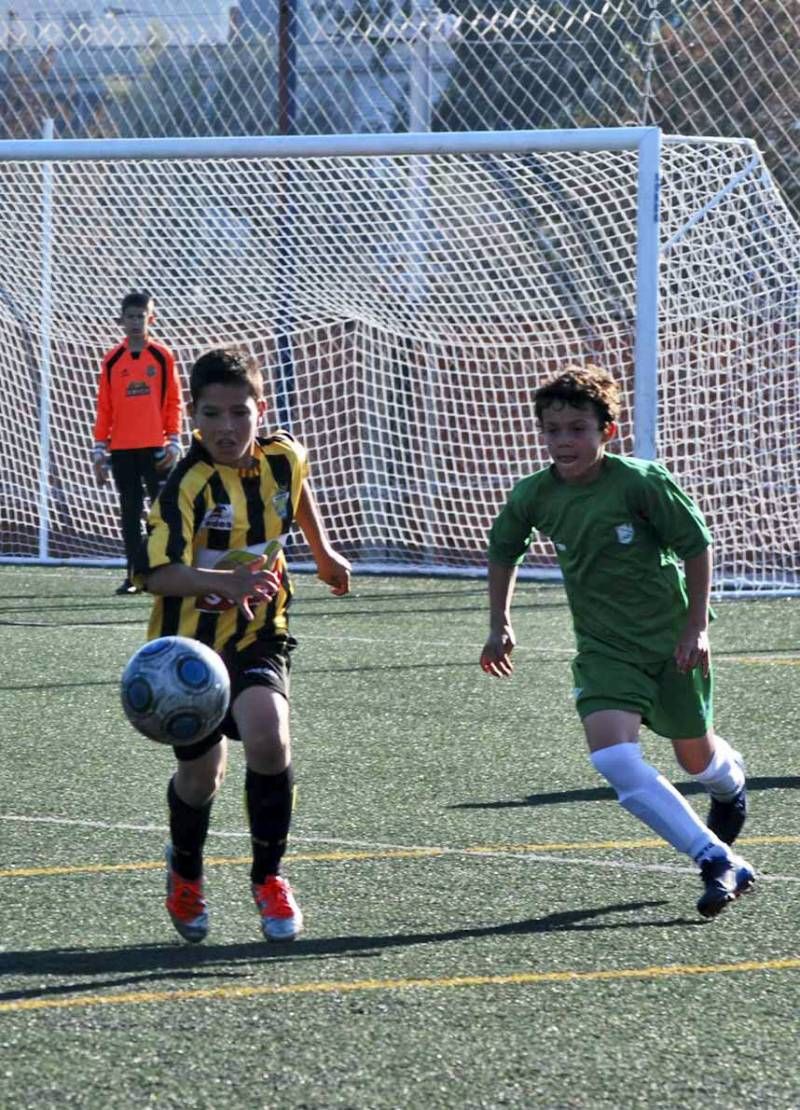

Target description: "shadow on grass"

left=1, top=899, right=701, bottom=1004
left=450, top=775, right=800, bottom=810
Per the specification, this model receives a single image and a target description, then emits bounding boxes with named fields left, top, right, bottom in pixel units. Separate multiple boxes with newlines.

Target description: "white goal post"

left=0, top=127, right=797, bottom=594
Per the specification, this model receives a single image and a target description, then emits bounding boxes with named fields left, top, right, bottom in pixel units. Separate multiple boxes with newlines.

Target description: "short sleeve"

left=264, top=431, right=309, bottom=513
left=132, top=476, right=197, bottom=586
left=632, top=464, right=712, bottom=559
left=487, top=478, right=539, bottom=566
left=286, top=435, right=309, bottom=484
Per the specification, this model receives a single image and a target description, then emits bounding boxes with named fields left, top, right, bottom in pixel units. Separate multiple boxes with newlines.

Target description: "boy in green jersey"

left=481, top=365, right=754, bottom=919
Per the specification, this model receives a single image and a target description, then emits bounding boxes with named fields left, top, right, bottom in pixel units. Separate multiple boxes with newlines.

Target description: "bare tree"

left=648, top=0, right=800, bottom=212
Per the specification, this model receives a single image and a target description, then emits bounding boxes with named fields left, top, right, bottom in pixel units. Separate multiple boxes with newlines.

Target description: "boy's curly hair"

left=534, top=363, right=621, bottom=428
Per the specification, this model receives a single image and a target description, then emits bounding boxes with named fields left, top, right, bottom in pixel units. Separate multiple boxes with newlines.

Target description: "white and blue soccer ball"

left=121, top=635, right=230, bottom=746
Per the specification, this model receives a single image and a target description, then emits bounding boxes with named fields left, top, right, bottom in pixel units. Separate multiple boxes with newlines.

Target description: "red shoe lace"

left=167, top=874, right=205, bottom=921
left=254, top=877, right=294, bottom=919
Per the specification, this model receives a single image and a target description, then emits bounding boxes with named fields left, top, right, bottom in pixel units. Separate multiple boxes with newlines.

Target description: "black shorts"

left=173, top=636, right=297, bottom=762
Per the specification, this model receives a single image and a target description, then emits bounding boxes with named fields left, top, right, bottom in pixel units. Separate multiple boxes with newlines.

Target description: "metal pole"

left=0, top=128, right=666, bottom=163
left=275, top=0, right=297, bottom=431
left=408, top=2, right=434, bottom=562
left=634, top=126, right=661, bottom=459
left=277, top=0, right=297, bottom=136
left=408, top=1, right=432, bottom=134
left=37, top=117, right=54, bottom=561
left=408, top=0, right=432, bottom=294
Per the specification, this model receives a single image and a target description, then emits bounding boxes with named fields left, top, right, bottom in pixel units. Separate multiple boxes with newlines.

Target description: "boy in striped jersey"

left=481, top=365, right=754, bottom=919
left=135, top=348, right=351, bottom=943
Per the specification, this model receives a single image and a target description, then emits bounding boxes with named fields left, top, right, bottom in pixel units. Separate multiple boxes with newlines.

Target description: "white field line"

left=0, top=593, right=795, bottom=664
left=1, top=812, right=797, bottom=884
left=5, top=624, right=796, bottom=664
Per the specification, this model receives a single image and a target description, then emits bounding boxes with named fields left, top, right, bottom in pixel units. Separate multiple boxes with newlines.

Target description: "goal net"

left=0, top=128, right=797, bottom=594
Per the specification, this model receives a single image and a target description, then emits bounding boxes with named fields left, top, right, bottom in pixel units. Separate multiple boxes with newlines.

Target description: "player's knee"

left=671, top=728, right=715, bottom=774
left=175, top=750, right=226, bottom=805
left=590, top=742, right=659, bottom=799
left=242, top=732, right=291, bottom=776
left=686, top=733, right=743, bottom=784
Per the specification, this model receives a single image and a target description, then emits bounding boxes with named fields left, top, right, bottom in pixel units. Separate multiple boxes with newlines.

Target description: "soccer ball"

left=120, top=636, right=231, bottom=746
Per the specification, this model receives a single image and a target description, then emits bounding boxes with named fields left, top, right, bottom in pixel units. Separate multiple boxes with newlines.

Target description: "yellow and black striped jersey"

left=134, top=429, right=308, bottom=652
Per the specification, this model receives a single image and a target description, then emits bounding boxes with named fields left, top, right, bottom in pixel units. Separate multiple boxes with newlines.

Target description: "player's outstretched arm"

left=674, top=547, right=712, bottom=676
left=295, top=484, right=351, bottom=596
left=480, top=561, right=518, bottom=677
left=145, top=559, right=280, bottom=622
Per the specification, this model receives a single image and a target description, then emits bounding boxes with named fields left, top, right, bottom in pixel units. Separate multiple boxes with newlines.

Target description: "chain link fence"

left=1, top=2, right=798, bottom=217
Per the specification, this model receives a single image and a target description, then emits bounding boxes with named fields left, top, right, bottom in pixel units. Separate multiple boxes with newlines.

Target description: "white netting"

left=658, top=140, right=800, bottom=593
left=0, top=134, right=798, bottom=592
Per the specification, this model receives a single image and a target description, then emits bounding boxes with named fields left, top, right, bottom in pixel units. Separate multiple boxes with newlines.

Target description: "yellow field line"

left=1, top=835, right=797, bottom=879
left=2, top=957, right=798, bottom=1015
left=0, top=848, right=443, bottom=878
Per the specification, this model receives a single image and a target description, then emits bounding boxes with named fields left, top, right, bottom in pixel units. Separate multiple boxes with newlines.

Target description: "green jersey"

left=488, top=454, right=712, bottom=664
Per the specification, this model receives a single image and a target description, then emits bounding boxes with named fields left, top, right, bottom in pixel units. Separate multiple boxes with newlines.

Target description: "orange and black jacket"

left=92, top=338, right=182, bottom=450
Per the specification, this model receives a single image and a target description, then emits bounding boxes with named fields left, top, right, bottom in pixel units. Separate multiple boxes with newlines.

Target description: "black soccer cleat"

left=115, top=578, right=139, bottom=596
left=697, top=855, right=756, bottom=919
left=707, top=785, right=748, bottom=845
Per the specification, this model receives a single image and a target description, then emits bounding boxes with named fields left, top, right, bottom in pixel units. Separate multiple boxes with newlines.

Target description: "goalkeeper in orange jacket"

left=92, top=290, right=183, bottom=595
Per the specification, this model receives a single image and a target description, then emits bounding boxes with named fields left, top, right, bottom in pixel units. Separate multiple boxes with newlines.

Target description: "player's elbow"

left=144, top=566, right=171, bottom=595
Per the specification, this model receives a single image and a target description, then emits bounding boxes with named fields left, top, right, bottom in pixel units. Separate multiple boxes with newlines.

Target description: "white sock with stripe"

left=690, top=736, right=745, bottom=801
left=590, top=742, right=729, bottom=863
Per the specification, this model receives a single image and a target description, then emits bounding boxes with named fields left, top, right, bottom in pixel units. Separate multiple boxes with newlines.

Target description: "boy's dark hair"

left=190, top=348, right=264, bottom=405
left=534, top=363, right=621, bottom=428
left=120, top=289, right=153, bottom=315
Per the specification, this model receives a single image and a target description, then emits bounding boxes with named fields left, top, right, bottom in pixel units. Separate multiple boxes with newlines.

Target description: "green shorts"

left=571, top=651, right=713, bottom=740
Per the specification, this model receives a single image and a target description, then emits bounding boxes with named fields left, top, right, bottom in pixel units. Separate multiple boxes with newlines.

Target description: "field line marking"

left=301, top=636, right=800, bottom=663
left=1, top=835, right=798, bottom=880
left=722, top=656, right=800, bottom=666
left=2, top=812, right=798, bottom=852
left=2, top=957, right=799, bottom=1015
left=0, top=849, right=445, bottom=878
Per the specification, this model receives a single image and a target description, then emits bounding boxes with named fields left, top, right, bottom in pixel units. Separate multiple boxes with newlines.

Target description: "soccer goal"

left=0, top=127, right=797, bottom=594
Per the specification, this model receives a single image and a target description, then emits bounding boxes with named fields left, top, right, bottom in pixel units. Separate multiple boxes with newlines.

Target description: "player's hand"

left=674, top=622, right=710, bottom=676
left=92, top=451, right=109, bottom=486
left=315, top=550, right=352, bottom=596
left=155, top=439, right=181, bottom=472
left=480, top=627, right=516, bottom=677
left=225, top=556, right=282, bottom=621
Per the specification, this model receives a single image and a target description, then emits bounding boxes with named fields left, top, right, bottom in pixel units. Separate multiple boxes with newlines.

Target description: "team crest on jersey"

left=201, top=504, right=235, bottom=530
left=146, top=364, right=157, bottom=377
left=272, top=488, right=291, bottom=520
left=615, top=523, right=634, bottom=544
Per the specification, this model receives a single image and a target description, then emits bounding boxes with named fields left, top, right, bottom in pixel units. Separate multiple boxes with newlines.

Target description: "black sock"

left=167, top=776, right=212, bottom=881
left=245, top=765, right=295, bottom=884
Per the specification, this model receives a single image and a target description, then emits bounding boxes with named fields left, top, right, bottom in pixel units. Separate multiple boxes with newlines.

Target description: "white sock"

left=590, top=743, right=729, bottom=862
left=691, top=736, right=745, bottom=802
